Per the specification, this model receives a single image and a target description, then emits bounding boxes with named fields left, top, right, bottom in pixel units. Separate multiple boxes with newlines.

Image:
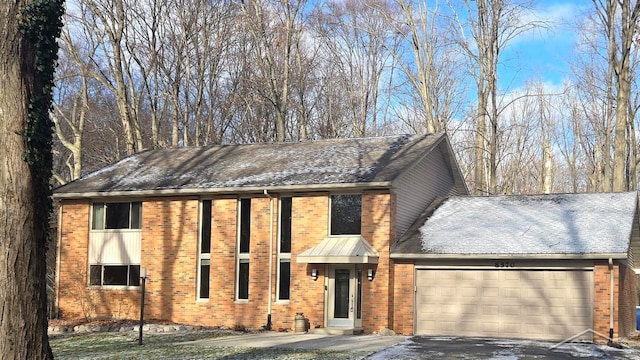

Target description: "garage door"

left=415, top=269, right=593, bottom=341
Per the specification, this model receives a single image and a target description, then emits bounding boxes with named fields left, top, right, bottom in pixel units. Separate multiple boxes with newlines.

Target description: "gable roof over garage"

left=392, top=192, right=640, bottom=260
left=53, top=133, right=465, bottom=198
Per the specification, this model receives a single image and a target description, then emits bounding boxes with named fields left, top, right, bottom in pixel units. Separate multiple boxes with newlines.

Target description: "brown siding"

left=395, top=144, right=459, bottom=239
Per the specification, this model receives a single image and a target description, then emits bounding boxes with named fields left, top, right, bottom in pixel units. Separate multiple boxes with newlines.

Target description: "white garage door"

left=415, top=269, right=593, bottom=341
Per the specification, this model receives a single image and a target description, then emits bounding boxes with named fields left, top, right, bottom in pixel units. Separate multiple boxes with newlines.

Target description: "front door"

left=327, top=265, right=362, bottom=328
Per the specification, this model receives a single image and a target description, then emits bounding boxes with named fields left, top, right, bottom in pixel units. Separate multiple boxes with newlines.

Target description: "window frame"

left=197, top=199, right=212, bottom=300
left=89, top=264, right=141, bottom=288
left=91, top=201, right=142, bottom=230
left=329, top=193, right=362, bottom=236
left=236, top=198, right=251, bottom=301
left=277, top=196, right=292, bottom=302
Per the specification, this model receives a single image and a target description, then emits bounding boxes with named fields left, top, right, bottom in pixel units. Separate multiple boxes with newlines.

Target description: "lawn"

left=49, top=331, right=371, bottom=359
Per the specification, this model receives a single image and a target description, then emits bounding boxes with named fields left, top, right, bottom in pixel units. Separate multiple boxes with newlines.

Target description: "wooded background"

left=52, top=0, right=640, bottom=195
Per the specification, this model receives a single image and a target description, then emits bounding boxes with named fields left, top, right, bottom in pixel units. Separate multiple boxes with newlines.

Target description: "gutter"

left=52, top=182, right=392, bottom=200
left=390, top=253, right=629, bottom=260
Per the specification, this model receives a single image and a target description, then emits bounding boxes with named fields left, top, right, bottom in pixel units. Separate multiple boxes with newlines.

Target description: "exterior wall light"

left=311, top=268, right=318, bottom=281
left=367, top=268, right=375, bottom=281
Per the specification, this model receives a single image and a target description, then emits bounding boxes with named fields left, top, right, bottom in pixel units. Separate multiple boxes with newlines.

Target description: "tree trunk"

left=0, top=0, right=61, bottom=358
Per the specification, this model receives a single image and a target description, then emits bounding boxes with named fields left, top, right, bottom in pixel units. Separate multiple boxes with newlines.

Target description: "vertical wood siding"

left=89, top=231, right=142, bottom=264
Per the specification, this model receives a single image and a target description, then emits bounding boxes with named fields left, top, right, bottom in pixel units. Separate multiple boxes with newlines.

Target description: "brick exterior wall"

left=593, top=261, right=637, bottom=343
left=618, top=263, right=637, bottom=338
left=56, top=191, right=396, bottom=333
left=56, top=195, right=639, bottom=340
left=361, top=190, right=395, bottom=333
left=392, top=261, right=414, bottom=335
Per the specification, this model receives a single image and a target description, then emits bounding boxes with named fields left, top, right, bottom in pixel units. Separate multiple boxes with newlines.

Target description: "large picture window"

left=330, top=194, right=361, bottom=235
left=92, top=202, right=142, bottom=230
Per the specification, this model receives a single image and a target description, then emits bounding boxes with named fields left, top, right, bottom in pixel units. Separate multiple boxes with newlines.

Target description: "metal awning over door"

left=296, top=236, right=379, bottom=264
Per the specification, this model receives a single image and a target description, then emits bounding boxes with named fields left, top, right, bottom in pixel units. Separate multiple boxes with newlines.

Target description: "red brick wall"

left=288, top=194, right=328, bottom=330
left=392, top=261, right=414, bottom=335
left=57, top=191, right=396, bottom=333
left=618, top=263, right=637, bottom=338
left=57, top=200, right=139, bottom=320
left=361, top=190, right=394, bottom=333
left=141, top=197, right=199, bottom=323
left=593, top=261, right=638, bottom=342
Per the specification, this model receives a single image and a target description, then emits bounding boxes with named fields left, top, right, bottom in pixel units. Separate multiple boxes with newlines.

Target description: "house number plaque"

left=494, top=261, right=515, bottom=268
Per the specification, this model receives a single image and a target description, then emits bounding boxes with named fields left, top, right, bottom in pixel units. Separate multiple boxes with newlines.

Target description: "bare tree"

left=592, top=0, right=640, bottom=191
left=451, top=0, right=542, bottom=194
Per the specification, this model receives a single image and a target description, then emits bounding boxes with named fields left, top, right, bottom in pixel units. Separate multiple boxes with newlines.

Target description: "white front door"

left=327, top=265, right=362, bottom=328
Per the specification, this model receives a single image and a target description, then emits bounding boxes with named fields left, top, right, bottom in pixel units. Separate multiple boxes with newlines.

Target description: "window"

left=198, top=200, right=212, bottom=299
left=92, top=202, right=142, bottom=230
left=278, top=197, right=292, bottom=301
left=89, top=265, right=140, bottom=286
left=330, top=194, right=361, bottom=235
left=237, top=198, right=251, bottom=300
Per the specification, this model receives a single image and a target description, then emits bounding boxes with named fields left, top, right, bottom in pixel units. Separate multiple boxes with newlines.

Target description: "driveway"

left=368, top=336, right=640, bottom=359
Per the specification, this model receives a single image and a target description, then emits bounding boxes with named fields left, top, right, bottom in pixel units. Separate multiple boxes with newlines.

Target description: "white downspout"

left=264, top=189, right=274, bottom=330
left=608, top=258, right=614, bottom=345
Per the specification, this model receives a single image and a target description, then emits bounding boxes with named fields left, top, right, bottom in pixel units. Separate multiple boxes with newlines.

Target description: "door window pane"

left=334, top=269, right=350, bottom=318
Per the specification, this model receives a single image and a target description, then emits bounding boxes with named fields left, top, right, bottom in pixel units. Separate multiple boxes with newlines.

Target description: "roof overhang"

left=52, top=182, right=393, bottom=200
left=297, top=236, right=379, bottom=264
left=390, top=252, right=629, bottom=260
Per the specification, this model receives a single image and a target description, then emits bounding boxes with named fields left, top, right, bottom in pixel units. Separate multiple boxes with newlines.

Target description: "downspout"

left=264, top=189, right=274, bottom=330
left=608, top=258, right=615, bottom=346
left=54, top=201, right=63, bottom=318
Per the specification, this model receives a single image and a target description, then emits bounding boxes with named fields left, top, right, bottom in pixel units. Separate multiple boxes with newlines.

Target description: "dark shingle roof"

left=392, top=192, right=638, bottom=258
left=54, top=133, right=445, bottom=197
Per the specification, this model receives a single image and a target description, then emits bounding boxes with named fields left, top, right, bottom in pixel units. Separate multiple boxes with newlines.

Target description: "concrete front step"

left=308, top=327, right=364, bottom=335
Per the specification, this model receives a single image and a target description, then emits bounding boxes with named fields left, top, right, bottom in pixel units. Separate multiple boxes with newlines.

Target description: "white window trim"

left=235, top=198, right=250, bottom=302
left=197, top=199, right=212, bottom=301
left=276, top=196, right=292, bottom=303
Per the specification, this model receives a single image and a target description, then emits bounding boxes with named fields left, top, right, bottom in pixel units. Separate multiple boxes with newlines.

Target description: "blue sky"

left=499, top=0, right=587, bottom=91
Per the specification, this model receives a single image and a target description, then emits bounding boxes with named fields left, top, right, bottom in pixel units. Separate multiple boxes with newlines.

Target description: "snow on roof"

left=417, top=192, right=638, bottom=255
left=54, top=133, right=444, bottom=196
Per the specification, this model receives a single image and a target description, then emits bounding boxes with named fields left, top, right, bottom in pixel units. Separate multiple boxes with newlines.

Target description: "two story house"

left=53, top=133, right=467, bottom=334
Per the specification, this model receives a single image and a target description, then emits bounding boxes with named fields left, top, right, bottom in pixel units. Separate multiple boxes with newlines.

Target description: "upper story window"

left=92, top=202, right=142, bottom=230
left=330, top=194, right=361, bottom=235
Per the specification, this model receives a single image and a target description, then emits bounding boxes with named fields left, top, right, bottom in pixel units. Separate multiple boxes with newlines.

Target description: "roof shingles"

left=54, top=133, right=443, bottom=196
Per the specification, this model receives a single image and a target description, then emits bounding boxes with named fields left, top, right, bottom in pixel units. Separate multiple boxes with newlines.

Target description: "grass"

left=49, top=331, right=372, bottom=359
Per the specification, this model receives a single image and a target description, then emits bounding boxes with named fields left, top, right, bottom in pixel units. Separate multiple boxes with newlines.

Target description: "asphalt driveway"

left=368, top=336, right=640, bottom=359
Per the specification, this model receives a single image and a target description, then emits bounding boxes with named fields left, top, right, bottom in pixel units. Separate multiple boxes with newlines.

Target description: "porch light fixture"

left=367, top=268, right=375, bottom=281
left=311, top=268, right=318, bottom=281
